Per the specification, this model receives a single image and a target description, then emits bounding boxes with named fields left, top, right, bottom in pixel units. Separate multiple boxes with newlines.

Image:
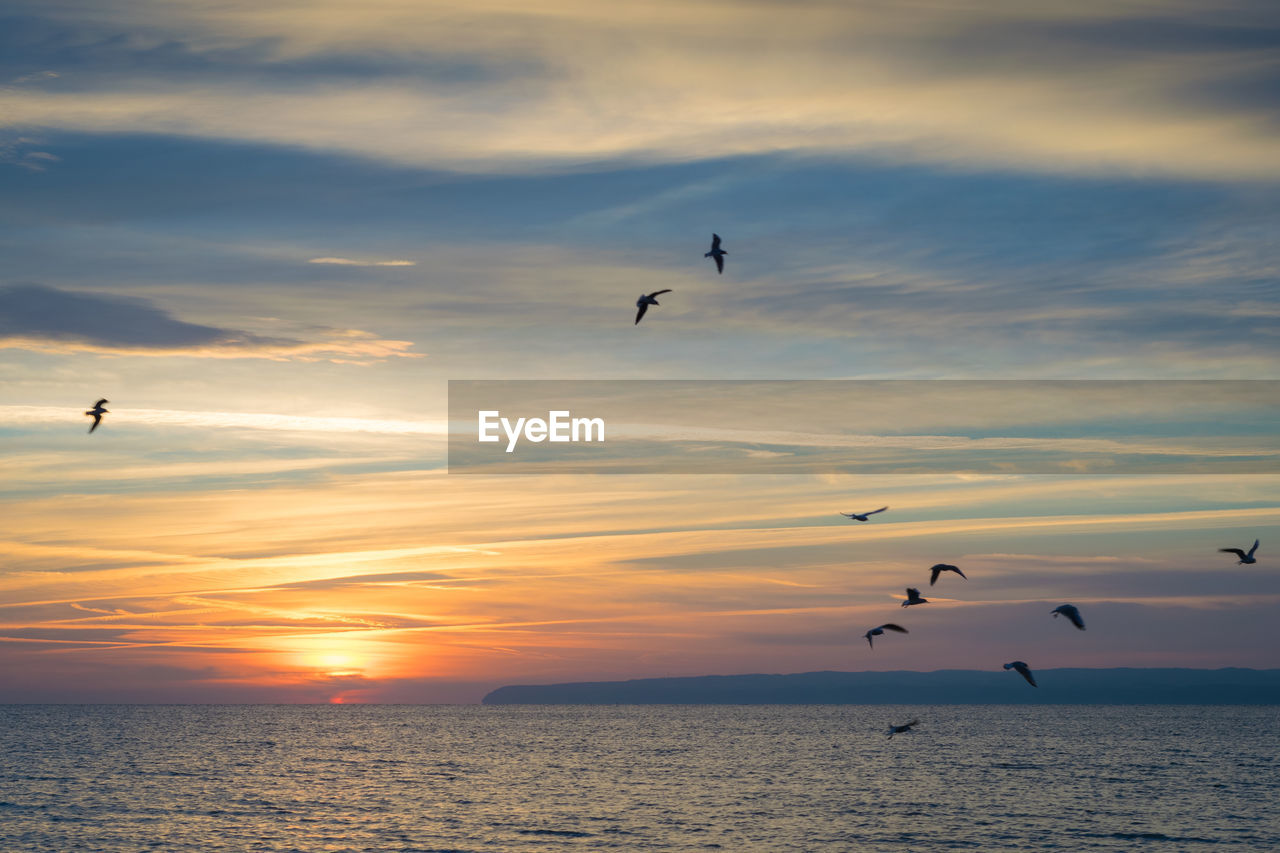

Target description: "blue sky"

left=0, top=0, right=1277, bottom=701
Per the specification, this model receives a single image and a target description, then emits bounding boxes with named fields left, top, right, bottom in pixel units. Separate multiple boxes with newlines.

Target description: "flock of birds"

left=634, top=233, right=726, bottom=324
left=836, top=506, right=1263, bottom=739
left=74, top=233, right=1264, bottom=738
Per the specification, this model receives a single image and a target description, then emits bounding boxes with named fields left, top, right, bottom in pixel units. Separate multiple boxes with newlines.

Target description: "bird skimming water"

left=704, top=233, right=726, bottom=274
left=887, top=719, right=919, bottom=739
left=85, top=399, right=109, bottom=433
left=635, top=289, right=673, bottom=325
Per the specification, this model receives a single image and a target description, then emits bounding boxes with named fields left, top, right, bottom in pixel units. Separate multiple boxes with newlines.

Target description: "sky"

left=0, top=0, right=1278, bottom=702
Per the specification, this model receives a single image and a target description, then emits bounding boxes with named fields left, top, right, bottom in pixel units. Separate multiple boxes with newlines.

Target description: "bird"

left=864, top=623, right=908, bottom=648
left=1003, top=661, right=1037, bottom=687
left=1219, top=539, right=1259, bottom=565
left=635, top=289, right=672, bottom=324
left=85, top=398, right=109, bottom=433
left=929, top=563, right=966, bottom=586
left=1051, top=604, right=1085, bottom=630
left=887, top=719, right=919, bottom=739
left=704, top=233, right=726, bottom=274
left=840, top=507, right=888, bottom=522
left=901, top=587, right=928, bottom=607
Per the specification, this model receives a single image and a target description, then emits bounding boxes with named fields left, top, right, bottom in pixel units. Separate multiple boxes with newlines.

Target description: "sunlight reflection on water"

left=1, top=704, right=1276, bottom=851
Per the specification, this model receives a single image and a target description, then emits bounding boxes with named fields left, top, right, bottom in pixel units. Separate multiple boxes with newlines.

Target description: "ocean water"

left=0, top=705, right=1276, bottom=851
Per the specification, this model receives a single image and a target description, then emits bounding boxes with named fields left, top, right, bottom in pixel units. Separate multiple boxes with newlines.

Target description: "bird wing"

left=649, top=289, right=672, bottom=297
left=906, top=588, right=919, bottom=598
left=1220, top=548, right=1246, bottom=558
left=1068, top=610, right=1085, bottom=630
left=635, top=303, right=648, bottom=324
left=839, top=512, right=855, bottom=518
left=1019, top=665, right=1037, bottom=687
left=1248, top=539, right=1260, bottom=558
left=880, top=623, right=908, bottom=633
left=929, top=566, right=941, bottom=585
left=710, top=233, right=721, bottom=250
left=867, top=507, right=888, bottom=515
left=88, top=413, right=102, bottom=433
left=714, top=254, right=723, bottom=273
left=94, top=398, right=108, bottom=407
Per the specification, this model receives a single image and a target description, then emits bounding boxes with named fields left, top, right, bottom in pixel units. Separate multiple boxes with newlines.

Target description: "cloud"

left=308, top=257, right=415, bottom=266
left=0, top=283, right=420, bottom=361
left=1, top=1, right=1278, bottom=179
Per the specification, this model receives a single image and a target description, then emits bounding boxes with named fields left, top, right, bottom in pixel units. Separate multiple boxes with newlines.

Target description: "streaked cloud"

left=308, top=257, right=415, bottom=267
left=2, top=1, right=1278, bottom=179
left=0, top=283, right=420, bottom=362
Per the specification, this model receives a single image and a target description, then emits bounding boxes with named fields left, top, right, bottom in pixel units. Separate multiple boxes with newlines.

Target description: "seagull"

left=887, top=719, right=919, bottom=739
left=929, top=563, right=966, bottom=586
left=635, top=289, right=673, bottom=325
left=704, top=233, right=726, bottom=274
left=864, top=623, right=908, bottom=648
left=840, top=507, right=888, bottom=522
left=1051, top=604, right=1085, bottom=630
left=1219, top=539, right=1259, bottom=565
left=85, top=398, right=109, bottom=433
left=901, top=587, right=928, bottom=607
left=1003, top=661, right=1037, bottom=687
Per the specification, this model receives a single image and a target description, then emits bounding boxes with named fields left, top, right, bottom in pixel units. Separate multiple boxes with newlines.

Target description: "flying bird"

left=929, top=563, right=966, bottom=586
left=840, top=507, right=888, bottom=522
left=887, top=719, right=919, bottom=739
left=704, top=233, right=726, bottom=274
left=1051, top=604, right=1085, bottom=630
left=85, top=398, right=109, bottom=433
left=864, top=623, right=908, bottom=648
left=635, top=289, right=673, bottom=325
left=1003, top=661, right=1037, bottom=687
left=901, top=588, right=928, bottom=607
left=1219, top=539, right=1259, bottom=565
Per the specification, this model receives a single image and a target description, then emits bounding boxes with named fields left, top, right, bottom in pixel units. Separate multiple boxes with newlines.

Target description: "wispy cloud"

left=2, top=1, right=1278, bottom=179
left=0, top=284, right=420, bottom=362
left=308, top=257, right=415, bottom=267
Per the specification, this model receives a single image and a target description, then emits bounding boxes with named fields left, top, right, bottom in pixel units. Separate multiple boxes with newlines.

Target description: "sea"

left=1, top=704, right=1276, bottom=851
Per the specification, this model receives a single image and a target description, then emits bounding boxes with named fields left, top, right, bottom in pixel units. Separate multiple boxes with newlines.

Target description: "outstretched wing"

left=635, top=303, right=648, bottom=324
left=1220, top=548, right=1246, bottom=558
left=866, top=507, right=888, bottom=515
left=714, top=253, right=724, bottom=273
left=88, top=413, right=102, bottom=433
left=1247, top=539, right=1260, bottom=558
left=649, top=289, right=672, bottom=298
left=93, top=398, right=108, bottom=407
left=879, top=623, right=908, bottom=633
left=710, top=233, right=721, bottom=251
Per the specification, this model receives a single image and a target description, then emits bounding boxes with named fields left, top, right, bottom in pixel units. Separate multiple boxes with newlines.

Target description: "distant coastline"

left=482, top=668, right=1280, bottom=705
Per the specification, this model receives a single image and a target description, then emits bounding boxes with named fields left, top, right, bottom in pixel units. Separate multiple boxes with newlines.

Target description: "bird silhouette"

left=1051, top=604, right=1085, bottom=630
left=901, top=587, right=928, bottom=607
left=840, top=507, right=888, bottom=522
left=85, top=398, right=109, bottom=433
left=864, top=623, right=908, bottom=648
left=929, top=563, right=966, bottom=585
left=1220, top=539, right=1259, bottom=564
left=704, top=233, right=726, bottom=274
left=887, top=719, right=919, bottom=739
left=1003, top=661, right=1037, bottom=687
left=635, top=289, right=673, bottom=324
